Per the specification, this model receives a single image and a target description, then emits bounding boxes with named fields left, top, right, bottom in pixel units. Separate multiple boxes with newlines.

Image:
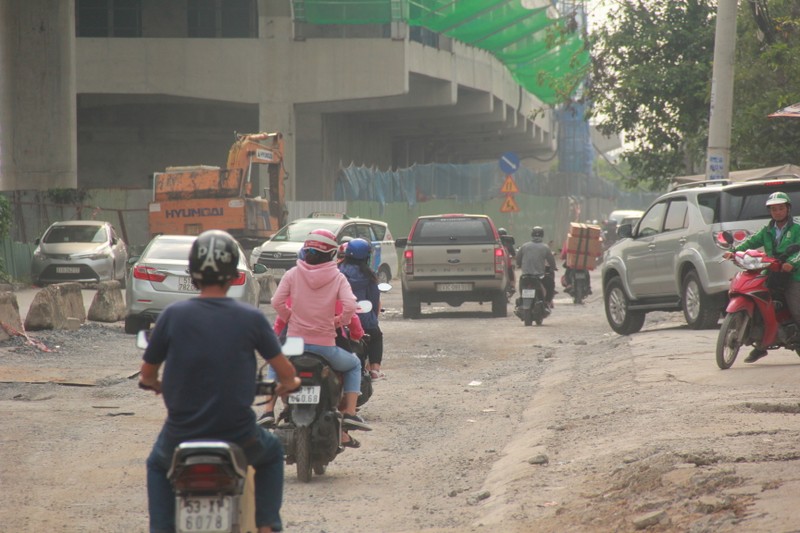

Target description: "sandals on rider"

left=341, top=433, right=361, bottom=448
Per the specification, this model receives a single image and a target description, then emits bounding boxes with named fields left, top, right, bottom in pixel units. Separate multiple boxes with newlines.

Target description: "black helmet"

left=531, top=226, right=544, bottom=239
left=498, top=227, right=508, bottom=236
left=189, top=230, right=240, bottom=285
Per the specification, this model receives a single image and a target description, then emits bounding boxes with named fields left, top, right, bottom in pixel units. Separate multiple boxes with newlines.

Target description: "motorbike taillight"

left=172, top=463, right=238, bottom=493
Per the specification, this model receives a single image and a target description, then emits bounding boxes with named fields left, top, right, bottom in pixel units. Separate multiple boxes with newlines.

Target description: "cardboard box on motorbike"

left=565, top=223, right=603, bottom=270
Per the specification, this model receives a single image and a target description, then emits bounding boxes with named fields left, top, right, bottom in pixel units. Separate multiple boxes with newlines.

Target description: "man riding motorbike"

left=139, top=229, right=301, bottom=533
left=723, top=191, right=800, bottom=363
left=516, top=226, right=557, bottom=307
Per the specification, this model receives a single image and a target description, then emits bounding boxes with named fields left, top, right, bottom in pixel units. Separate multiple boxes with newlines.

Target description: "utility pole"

left=705, top=0, right=738, bottom=181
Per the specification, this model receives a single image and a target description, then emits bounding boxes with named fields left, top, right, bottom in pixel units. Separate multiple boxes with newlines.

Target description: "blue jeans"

left=146, top=425, right=285, bottom=533
left=268, top=343, right=361, bottom=394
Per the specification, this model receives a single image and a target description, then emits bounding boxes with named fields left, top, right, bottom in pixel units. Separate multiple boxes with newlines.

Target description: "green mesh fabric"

left=295, top=0, right=588, bottom=105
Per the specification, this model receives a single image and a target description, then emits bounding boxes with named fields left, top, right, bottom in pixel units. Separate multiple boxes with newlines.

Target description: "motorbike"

left=273, top=299, right=377, bottom=482
left=562, top=266, right=591, bottom=305
left=135, top=331, right=304, bottom=533
left=716, top=233, right=800, bottom=369
left=514, top=273, right=549, bottom=326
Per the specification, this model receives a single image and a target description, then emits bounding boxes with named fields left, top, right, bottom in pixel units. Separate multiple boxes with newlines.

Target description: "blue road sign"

left=499, top=152, right=520, bottom=175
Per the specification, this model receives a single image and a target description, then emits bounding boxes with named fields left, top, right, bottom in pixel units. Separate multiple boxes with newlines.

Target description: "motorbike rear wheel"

left=716, top=310, right=750, bottom=370
left=573, top=283, right=584, bottom=305
left=295, top=426, right=313, bottom=482
left=523, top=307, right=533, bottom=327
left=533, top=302, right=544, bottom=326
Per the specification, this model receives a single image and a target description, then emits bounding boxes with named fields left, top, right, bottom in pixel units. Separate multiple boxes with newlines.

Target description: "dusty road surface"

left=3, top=273, right=800, bottom=532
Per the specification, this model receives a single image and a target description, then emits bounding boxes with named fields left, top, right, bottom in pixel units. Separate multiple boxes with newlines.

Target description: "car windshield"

left=143, top=239, right=194, bottom=261
left=43, top=225, right=107, bottom=244
left=412, top=217, right=494, bottom=244
left=270, top=220, right=342, bottom=242
left=719, top=183, right=800, bottom=223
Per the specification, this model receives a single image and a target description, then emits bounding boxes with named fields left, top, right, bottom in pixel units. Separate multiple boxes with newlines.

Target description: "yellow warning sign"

left=500, top=194, right=520, bottom=213
left=500, top=175, right=519, bottom=194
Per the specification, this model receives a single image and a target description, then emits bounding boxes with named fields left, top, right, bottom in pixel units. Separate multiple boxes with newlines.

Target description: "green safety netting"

left=294, top=0, right=589, bottom=105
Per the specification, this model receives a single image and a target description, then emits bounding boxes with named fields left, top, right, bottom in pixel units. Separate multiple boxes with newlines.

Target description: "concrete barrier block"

left=0, top=291, right=23, bottom=341
left=88, top=280, right=126, bottom=322
left=24, top=283, right=86, bottom=331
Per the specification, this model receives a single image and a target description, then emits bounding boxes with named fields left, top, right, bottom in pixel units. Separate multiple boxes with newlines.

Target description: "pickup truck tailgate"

left=409, top=244, right=498, bottom=277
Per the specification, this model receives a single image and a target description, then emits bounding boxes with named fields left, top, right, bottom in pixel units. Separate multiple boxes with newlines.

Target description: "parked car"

left=251, top=214, right=398, bottom=284
left=31, top=220, right=128, bottom=286
left=395, top=213, right=509, bottom=318
left=124, top=234, right=264, bottom=334
left=602, top=177, right=800, bottom=334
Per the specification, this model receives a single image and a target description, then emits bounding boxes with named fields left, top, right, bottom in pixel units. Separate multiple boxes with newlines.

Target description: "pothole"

left=743, top=402, right=800, bottom=414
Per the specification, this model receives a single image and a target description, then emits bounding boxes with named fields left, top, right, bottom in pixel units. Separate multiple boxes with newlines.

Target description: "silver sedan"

left=31, top=220, right=128, bottom=286
left=124, top=234, right=263, bottom=334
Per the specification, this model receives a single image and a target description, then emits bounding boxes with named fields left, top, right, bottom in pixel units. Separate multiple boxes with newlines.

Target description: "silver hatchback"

left=124, top=235, right=263, bottom=333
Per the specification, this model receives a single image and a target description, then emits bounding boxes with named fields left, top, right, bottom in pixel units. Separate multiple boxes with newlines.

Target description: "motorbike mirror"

left=135, top=329, right=151, bottom=350
left=718, top=230, right=735, bottom=246
left=282, top=336, right=304, bottom=356
left=377, top=282, right=392, bottom=292
left=356, top=300, right=373, bottom=313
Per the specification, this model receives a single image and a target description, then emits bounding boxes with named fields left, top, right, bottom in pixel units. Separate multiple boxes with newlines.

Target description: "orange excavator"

left=148, top=132, right=288, bottom=247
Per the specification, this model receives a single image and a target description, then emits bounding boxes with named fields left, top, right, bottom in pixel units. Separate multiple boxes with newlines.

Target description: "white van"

left=251, top=214, right=398, bottom=283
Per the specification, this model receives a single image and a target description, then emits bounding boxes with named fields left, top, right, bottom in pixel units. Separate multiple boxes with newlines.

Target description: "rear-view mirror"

left=617, top=224, right=633, bottom=239
left=377, top=282, right=392, bottom=292
left=356, top=300, right=373, bottom=313
left=394, top=238, right=408, bottom=248
left=253, top=263, right=268, bottom=274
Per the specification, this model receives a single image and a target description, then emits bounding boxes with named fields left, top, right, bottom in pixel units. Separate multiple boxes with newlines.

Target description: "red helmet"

left=304, top=229, right=338, bottom=254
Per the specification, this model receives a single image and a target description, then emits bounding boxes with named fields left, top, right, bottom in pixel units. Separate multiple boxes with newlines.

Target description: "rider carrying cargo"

left=724, top=192, right=800, bottom=363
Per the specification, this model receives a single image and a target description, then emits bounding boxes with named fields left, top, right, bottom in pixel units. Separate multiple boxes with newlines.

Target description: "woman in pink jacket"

left=262, top=229, right=371, bottom=435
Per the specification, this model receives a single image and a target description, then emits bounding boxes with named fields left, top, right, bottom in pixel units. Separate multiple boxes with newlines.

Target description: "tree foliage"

left=730, top=0, right=800, bottom=168
left=588, top=0, right=716, bottom=191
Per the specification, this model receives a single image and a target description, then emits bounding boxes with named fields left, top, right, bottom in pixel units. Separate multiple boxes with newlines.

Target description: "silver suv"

left=602, top=177, right=800, bottom=334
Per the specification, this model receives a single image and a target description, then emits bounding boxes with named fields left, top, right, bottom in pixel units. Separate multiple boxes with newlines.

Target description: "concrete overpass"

left=0, top=0, right=557, bottom=200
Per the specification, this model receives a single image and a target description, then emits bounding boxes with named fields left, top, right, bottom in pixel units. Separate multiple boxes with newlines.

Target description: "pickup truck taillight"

left=230, top=271, right=247, bottom=286
left=403, top=249, right=414, bottom=275
left=494, top=247, right=505, bottom=274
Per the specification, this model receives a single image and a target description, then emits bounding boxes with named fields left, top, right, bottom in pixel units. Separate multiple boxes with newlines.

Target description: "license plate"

left=573, top=271, right=588, bottom=279
left=177, top=277, right=198, bottom=292
left=177, top=496, right=231, bottom=532
left=55, top=266, right=80, bottom=274
left=436, top=283, right=473, bottom=292
left=521, top=289, right=537, bottom=298
left=266, top=268, right=286, bottom=277
left=288, top=385, right=321, bottom=404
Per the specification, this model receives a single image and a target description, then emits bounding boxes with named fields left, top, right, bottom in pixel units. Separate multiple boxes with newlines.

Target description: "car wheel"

left=377, top=266, right=391, bottom=285
left=402, top=289, right=421, bottom=319
left=491, top=291, right=507, bottom=317
left=604, top=277, right=645, bottom=335
left=682, top=270, right=719, bottom=329
left=124, top=314, right=150, bottom=335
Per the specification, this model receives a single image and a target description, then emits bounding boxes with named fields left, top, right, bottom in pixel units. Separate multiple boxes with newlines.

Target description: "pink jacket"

left=272, top=260, right=357, bottom=346
left=273, top=297, right=364, bottom=341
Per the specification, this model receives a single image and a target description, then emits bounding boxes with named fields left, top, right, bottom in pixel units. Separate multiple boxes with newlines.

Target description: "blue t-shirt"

left=143, top=298, right=282, bottom=441
left=339, top=262, right=380, bottom=329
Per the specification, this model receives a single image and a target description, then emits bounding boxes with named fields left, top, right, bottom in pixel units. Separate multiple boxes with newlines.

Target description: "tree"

left=730, top=0, right=800, bottom=168
left=588, top=0, right=716, bottom=190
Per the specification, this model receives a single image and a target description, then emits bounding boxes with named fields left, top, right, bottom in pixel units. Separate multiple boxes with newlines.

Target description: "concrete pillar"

left=0, top=0, right=77, bottom=191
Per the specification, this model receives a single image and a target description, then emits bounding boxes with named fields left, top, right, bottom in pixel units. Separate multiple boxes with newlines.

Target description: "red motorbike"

left=716, top=237, right=800, bottom=369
